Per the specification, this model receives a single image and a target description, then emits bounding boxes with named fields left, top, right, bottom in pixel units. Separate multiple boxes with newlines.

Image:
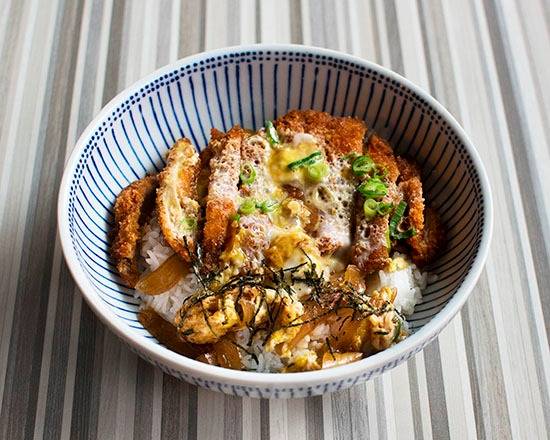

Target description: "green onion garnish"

left=389, top=201, right=406, bottom=237
left=376, top=202, right=393, bottom=215
left=343, top=152, right=360, bottom=162
left=352, top=155, right=376, bottom=176
left=389, top=201, right=417, bottom=240
left=363, top=200, right=393, bottom=222
left=287, top=151, right=322, bottom=171
left=306, top=161, right=329, bottom=183
left=257, top=200, right=278, bottom=213
left=395, top=228, right=417, bottom=240
left=357, top=177, right=387, bottom=199
left=374, top=167, right=388, bottom=179
left=231, top=213, right=241, bottom=222
left=239, top=163, right=256, bottom=185
left=363, top=199, right=378, bottom=221
left=239, top=198, right=257, bottom=215
left=180, top=217, right=197, bottom=230
left=265, top=120, right=280, bottom=146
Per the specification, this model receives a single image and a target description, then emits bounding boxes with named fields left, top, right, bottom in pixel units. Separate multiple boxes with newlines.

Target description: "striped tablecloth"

left=1, top=0, right=549, bottom=439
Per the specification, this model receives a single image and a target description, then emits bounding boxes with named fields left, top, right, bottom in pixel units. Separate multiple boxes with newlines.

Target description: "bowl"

left=58, top=44, right=492, bottom=398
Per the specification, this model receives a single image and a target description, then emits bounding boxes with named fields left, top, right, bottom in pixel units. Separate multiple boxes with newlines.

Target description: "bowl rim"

left=58, top=43, right=493, bottom=389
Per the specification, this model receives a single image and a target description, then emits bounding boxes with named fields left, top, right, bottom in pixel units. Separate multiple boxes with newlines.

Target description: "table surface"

left=1, top=0, right=549, bottom=439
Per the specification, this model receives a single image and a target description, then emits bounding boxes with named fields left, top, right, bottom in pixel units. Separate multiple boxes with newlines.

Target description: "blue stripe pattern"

left=64, top=49, right=486, bottom=394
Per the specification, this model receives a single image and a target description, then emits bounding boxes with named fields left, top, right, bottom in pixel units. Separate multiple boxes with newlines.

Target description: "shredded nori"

left=176, top=238, right=397, bottom=349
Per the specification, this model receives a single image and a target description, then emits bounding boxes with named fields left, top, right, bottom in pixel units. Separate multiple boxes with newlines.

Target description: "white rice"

left=236, top=328, right=285, bottom=372
left=137, top=221, right=429, bottom=372
left=369, top=253, right=428, bottom=316
left=136, top=219, right=199, bottom=322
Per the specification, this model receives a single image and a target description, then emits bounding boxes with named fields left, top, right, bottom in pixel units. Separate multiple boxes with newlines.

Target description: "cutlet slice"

left=396, top=156, right=421, bottom=181
left=275, top=110, right=366, bottom=255
left=111, top=175, right=158, bottom=287
left=351, top=134, right=400, bottom=274
left=366, top=133, right=400, bottom=182
left=409, top=207, right=446, bottom=267
left=275, top=110, right=366, bottom=160
left=233, top=133, right=274, bottom=269
left=202, top=126, right=244, bottom=267
left=397, top=157, right=424, bottom=241
left=396, top=157, right=445, bottom=266
left=399, top=175, right=425, bottom=240
left=351, top=191, right=395, bottom=274
left=156, top=138, right=201, bottom=261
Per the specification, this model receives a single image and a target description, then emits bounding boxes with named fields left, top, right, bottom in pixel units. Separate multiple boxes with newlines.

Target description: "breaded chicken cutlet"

left=156, top=138, right=201, bottom=261
left=111, top=175, right=158, bottom=287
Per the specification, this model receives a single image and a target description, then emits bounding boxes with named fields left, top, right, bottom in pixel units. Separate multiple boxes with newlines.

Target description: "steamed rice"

left=136, top=221, right=429, bottom=372
left=136, top=219, right=199, bottom=322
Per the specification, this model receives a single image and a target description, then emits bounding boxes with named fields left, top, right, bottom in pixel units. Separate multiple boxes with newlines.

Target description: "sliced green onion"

left=306, top=161, right=329, bottom=183
left=343, top=152, right=360, bottom=162
left=287, top=151, right=322, bottom=171
left=389, top=201, right=417, bottom=240
left=357, top=177, right=387, bottom=199
left=376, top=202, right=393, bottom=215
left=239, top=198, right=257, bottom=215
left=239, top=163, right=256, bottom=185
left=374, top=167, right=388, bottom=179
left=352, top=155, right=376, bottom=176
left=231, top=213, right=241, bottom=222
left=256, top=200, right=278, bottom=213
left=389, top=201, right=407, bottom=237
left=363, top=200, right=393, bottom=222
left=180, top=217, right=197, bottom=231
left=394, top=228, right=417, bottom=240
left=265, top=120, right=280, bottom=146
left=363, top=199, right=378, bottom=221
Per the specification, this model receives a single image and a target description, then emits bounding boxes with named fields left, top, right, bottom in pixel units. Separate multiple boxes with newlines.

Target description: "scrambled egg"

left=265, top=228, right=322, bottom=269
left=176, top=294, right=240, bottom=344
left=386, top=254, right=410, bottom=272
left=268, top=140, right=320, bottom=187
left=264, top=296, right=304, bottom=358
left=284, top=349, right=320, bottom=372
left=365, top=287, right=401, bottom=351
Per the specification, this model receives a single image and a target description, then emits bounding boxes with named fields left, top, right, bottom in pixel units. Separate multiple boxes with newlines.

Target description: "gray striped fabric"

left=0, top=0, right=548, bottom=438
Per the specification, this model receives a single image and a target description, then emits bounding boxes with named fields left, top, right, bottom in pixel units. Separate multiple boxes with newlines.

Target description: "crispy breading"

left=111, top=175, right=158, bottom=287
left=409, top=207, right=446, bottom=267
left=317, top=236, right=340, bottom=255
left=202, top=126, right=244, bottom=267
left=399, top=177, right=425, bottom=235
left=396, top=156, right=421, bottom=181
left=156, top=138, right=201, bottom=261
left=398, top=168, right=444, bottom=266
left=367, top=134, right=400, bottom=183
left=275, top=109, right=366, bottom=159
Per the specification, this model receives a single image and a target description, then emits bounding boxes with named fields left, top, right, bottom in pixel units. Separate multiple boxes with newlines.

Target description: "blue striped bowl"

left=58, top=45, right=492, bottom=398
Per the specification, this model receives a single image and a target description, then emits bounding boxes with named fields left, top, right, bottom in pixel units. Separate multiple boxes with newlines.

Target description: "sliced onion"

left=321, top=352, right=362, bottom=369
left=135, top=253, right=189, bottom=295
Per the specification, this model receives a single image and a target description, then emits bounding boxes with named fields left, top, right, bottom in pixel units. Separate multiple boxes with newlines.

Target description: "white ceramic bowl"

left=58, top=44, right=492, bottom=398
